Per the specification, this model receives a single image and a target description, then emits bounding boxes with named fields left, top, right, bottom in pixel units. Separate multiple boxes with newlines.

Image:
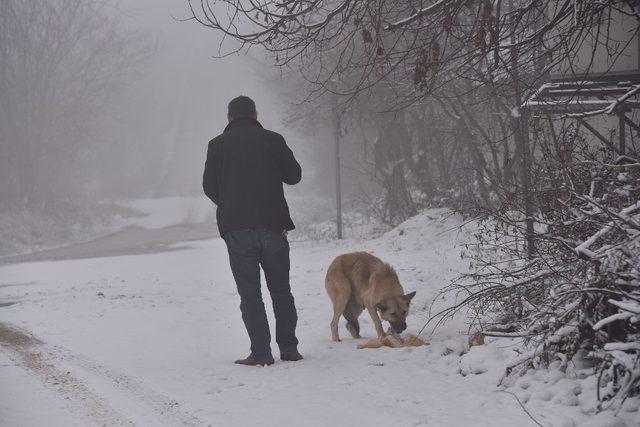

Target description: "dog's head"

left=375, top=291, right=416, bottom=333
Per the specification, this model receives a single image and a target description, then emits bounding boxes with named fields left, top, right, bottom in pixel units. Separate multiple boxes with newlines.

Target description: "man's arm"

left=203, top=140, right=220, bottom=204
left=279, top=136, right=302, bottom=185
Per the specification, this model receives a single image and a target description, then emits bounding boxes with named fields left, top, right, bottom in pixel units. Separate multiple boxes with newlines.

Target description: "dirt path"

left=0, top=223, right=217, bottom=265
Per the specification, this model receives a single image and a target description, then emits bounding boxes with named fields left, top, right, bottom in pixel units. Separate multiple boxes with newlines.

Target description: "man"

left=203, top=95, right=303, bottom=366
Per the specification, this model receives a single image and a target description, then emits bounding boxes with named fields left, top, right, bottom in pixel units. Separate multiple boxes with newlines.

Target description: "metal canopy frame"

left=523, top=78, right=640, bottom=155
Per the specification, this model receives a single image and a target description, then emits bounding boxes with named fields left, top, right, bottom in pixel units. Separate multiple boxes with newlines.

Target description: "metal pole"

left=619, top=105, right=626, bottom=155
left=332, top=85, right=343, bottom=239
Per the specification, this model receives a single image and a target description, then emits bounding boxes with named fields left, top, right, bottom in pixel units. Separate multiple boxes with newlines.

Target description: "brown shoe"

left=280, top=351, right=304, bottom=362
left=234, top=355, right=275, bottom=366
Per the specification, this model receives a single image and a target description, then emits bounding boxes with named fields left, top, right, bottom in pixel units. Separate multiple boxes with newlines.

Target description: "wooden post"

left=509, top=0, right=534, bottom=257
left=518, top=111, right=535, bottom=258
left=619, top=105, right=626, bottom=155
left=524, top=121, right=535, bottom=257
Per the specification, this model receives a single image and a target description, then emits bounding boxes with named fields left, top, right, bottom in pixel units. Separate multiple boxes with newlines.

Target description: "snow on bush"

left=437, top=126, right=640, bottom=412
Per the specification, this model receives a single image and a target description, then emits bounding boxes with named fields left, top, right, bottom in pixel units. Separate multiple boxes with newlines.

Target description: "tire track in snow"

left=0, top=322, right=203, bottom=426
left=0, top=322, right=132, bottom=426
left=54, top=347, right=204, bottom=426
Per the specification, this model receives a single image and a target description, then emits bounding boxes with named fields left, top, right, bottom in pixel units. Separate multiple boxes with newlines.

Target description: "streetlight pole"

left=331, top=83, right=343, bottom=239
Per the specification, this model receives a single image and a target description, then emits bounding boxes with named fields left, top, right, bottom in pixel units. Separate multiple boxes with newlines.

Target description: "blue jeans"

left=223, top=229, right=299, bottom=359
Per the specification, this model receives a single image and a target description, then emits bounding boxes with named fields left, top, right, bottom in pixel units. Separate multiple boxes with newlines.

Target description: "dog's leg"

left=325, top=261, right=351, bottom=342
left=366, top=304, right=386, bottom=339
left=345, top=321, right=360, bottom=339
left=328, top=284, right=351, bottom=342
left=343, top=302, right=363, bottom=339
left=330, top=297, right=348, bottom=342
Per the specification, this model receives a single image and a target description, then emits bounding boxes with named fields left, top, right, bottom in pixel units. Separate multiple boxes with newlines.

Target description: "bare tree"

left=186, top=0, right=637, bottom=220
left=185, top=1, right=635, bottom=100
left=0, top=0, right=150, bottom=211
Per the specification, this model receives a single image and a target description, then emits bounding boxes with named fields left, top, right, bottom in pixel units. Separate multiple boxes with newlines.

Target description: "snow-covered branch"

left=384, top=0, right=448, bottom=31
left=564, top=84, right=640, bottom=118
left=574, top=201, right=640, bottom=259
left=593, top=312, right=634, bottom=330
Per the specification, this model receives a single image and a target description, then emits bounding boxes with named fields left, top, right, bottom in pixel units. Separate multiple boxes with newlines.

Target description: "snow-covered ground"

left=1, top=210, right=637, bottom=426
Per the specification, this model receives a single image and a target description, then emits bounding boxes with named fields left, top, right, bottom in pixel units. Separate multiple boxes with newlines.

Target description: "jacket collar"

left=223, top=116, right=263, bottom=133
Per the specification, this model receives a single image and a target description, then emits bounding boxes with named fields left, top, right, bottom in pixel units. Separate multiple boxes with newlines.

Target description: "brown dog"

left=325, top=252, right=416, bottom=341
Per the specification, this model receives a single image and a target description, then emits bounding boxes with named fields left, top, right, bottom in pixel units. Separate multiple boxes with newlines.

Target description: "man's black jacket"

left=203, top=117, right=301, bottom=236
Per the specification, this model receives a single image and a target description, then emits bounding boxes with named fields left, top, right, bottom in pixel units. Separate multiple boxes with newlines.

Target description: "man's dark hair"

left=228, top=96, right=256, bottom=118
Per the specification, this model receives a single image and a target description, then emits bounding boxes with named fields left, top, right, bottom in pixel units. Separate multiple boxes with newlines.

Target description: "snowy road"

left=0, top=223, right=216, bottom=265
left=0, top=211, right=536, bottom=426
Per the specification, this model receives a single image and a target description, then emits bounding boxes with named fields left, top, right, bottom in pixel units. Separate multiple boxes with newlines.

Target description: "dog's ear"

left=375, top=302, right=387, bottom=312
left=403, top=291, right=416, bottom=302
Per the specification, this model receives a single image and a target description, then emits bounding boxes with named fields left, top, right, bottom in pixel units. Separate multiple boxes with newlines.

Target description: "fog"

left=111, top=0, right=311, bottom=197
left=0, top=0, right=334, bottom=219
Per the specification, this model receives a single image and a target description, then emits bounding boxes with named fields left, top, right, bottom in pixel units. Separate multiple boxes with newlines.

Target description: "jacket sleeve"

left=203, top=140, right=220, bottom=204
left=279, top=135, right=302, bottom=185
